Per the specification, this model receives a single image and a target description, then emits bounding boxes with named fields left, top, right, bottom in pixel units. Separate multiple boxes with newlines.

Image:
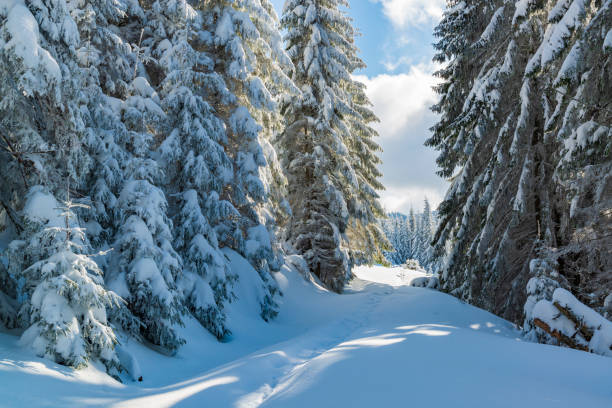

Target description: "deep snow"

left=1, top=261, right=611, bottom=407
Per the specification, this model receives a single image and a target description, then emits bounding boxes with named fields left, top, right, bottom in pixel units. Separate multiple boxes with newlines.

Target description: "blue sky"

left=271, top=0, right=448, bottom=214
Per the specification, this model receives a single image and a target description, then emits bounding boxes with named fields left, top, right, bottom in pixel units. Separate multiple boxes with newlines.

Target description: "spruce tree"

left=7, top=187, right=121, bottom=370
left=111, top=178, right=186, bottom=353
left=247, top=0, right=297, bottom=273
left=280, top=0, right=363, bottom=292
left=413, top=211, right=425, bottom=267
left=144, top=0, right=236, bottom=339
left=0, top=0, right=91, bottom=203
left=200, top=0, right=293, bottom=319
left=400, top=217, right=413, bottom=263
left=429, top=0, right=611, bottom=323
left=105, top=52, right=187, bottom=352
left=0, top=0, right=102, bottom=344
left=67, top=0, right=143, bottom=251
left=408, top=208, right=417, bottom=260
left=343, top=39, right=388, bottom=266
left=419, top=199, right=435, bottom=271
left=381, top=212, right=412, bottom=265
left=547, top=0, right=612, bottom=309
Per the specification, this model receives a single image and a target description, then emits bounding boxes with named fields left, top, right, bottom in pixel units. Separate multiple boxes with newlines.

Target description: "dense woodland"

left=0, top=0, right=610, bottom=376
left=0, top=0, right=387, bottom=372
left=429, top=0, right=611, bottom=339
left=380, top=201, right=439, bottom=272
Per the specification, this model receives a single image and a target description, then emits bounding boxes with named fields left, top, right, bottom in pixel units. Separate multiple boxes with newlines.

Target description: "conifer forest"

left=0, top=0, right=610, bottom=406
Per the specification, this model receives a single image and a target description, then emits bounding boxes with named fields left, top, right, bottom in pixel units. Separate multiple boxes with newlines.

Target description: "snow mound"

left=352, top=264, right=428, bottom=287
left=0, top=264, right=611, bottom=407
left=530, top=288, right=612, bottom=357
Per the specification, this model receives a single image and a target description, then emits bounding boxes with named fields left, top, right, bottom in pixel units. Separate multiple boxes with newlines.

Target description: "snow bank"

left=410, top=275, right=440, bottom=289
left=353, top=264, right=428, bottom=287
left=530, top=288, right=612, bottom=357
left=1, top=264, right=611, bottom=407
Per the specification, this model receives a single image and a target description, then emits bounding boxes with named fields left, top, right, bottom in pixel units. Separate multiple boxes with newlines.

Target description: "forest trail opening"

left=1, top=265, right=612, bottom=407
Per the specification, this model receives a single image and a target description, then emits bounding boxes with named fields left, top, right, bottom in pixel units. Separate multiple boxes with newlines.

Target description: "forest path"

left=115, top=281, right=395, bottom=408
left=1, top=265, right=612, bottom=407
left=113, top=266, right=612, bottom=408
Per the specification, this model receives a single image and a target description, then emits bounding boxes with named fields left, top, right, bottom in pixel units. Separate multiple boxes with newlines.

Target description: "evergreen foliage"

left=8, top=187, right=121, bottom=370
left=380, top=199, right=438, bottom=272
left=0, top=0, right=385, bottom=370
left=200, top=0, right=299, bottom=319
left=343, top=25, right=389, bottom=267
left=146, top=0, right=235, bottom=339
left=279, top=0, right=384, bottom=292
left=429, top=0, right=611, bottom=323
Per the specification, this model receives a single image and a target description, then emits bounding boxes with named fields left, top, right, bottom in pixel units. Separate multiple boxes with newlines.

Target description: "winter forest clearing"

left=1, top=264, right=611, bottom=407
left=0, top=0, right=610, bottom=406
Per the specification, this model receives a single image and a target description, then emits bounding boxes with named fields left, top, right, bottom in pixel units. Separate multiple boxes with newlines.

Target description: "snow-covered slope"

left=1, top=261, right=611, bottom=407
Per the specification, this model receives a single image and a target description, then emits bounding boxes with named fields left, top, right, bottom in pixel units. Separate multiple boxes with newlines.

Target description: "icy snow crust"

left=1, top=261, right=612, bottom=407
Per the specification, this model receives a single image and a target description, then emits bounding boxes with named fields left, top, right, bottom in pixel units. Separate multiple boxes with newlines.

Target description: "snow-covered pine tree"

left=343, top=29, right=388, bottom=266
left=144, top=0, right=236, bottom=339
left=421, top=200, right=433, bottom=242
left=394, top=216, right=406, bottom=264
left=407, top=207, right=418, bottom=262
left=200, top=0, right=298, bottom=319
left=400, top=215, right=411, bottom=263
left=247, top=0, right=298, bottom=275
left=242, top=0, right=296, bottom=221
left=67, top=0, right=143, bottom=251
left=0, top=0, right=94, bottom=331
left=0, top=0, right=91, bottom=208
left=400, top=216, right=414, bottom=262
left=104, top=41, right=186, bottom=352
left=279, top=0, right=363, bottom=292
left=64, top=0, right=150, bottom=339
left=412, top=208, right=426, bottom=267
left=381, top=212, right=412, bottom=265
left=110, top=177, right=186, bottom=353
left=381, top=203, right=440, bottom=270
left=429, top=0, right=611, bottom=324
left=427, top=0, right=544, bottom=319
left=419, top=198, right=438, bottom=271
left=7, top=187, right=121, bottom=370
left=546, top=0, right=612, bottom=312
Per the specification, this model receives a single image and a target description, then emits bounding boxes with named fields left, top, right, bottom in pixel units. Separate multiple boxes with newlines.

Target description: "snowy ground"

left=1, top=260, right=612, bottom=407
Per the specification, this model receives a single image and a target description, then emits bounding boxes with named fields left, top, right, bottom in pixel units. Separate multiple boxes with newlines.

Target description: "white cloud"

left=354, top=63, right=439, bottom=140
left=373, top=0, right=445, bottom=28
left=380, top=185, right=445, bottom=213
left=355, top=64, right=448, bottom=214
